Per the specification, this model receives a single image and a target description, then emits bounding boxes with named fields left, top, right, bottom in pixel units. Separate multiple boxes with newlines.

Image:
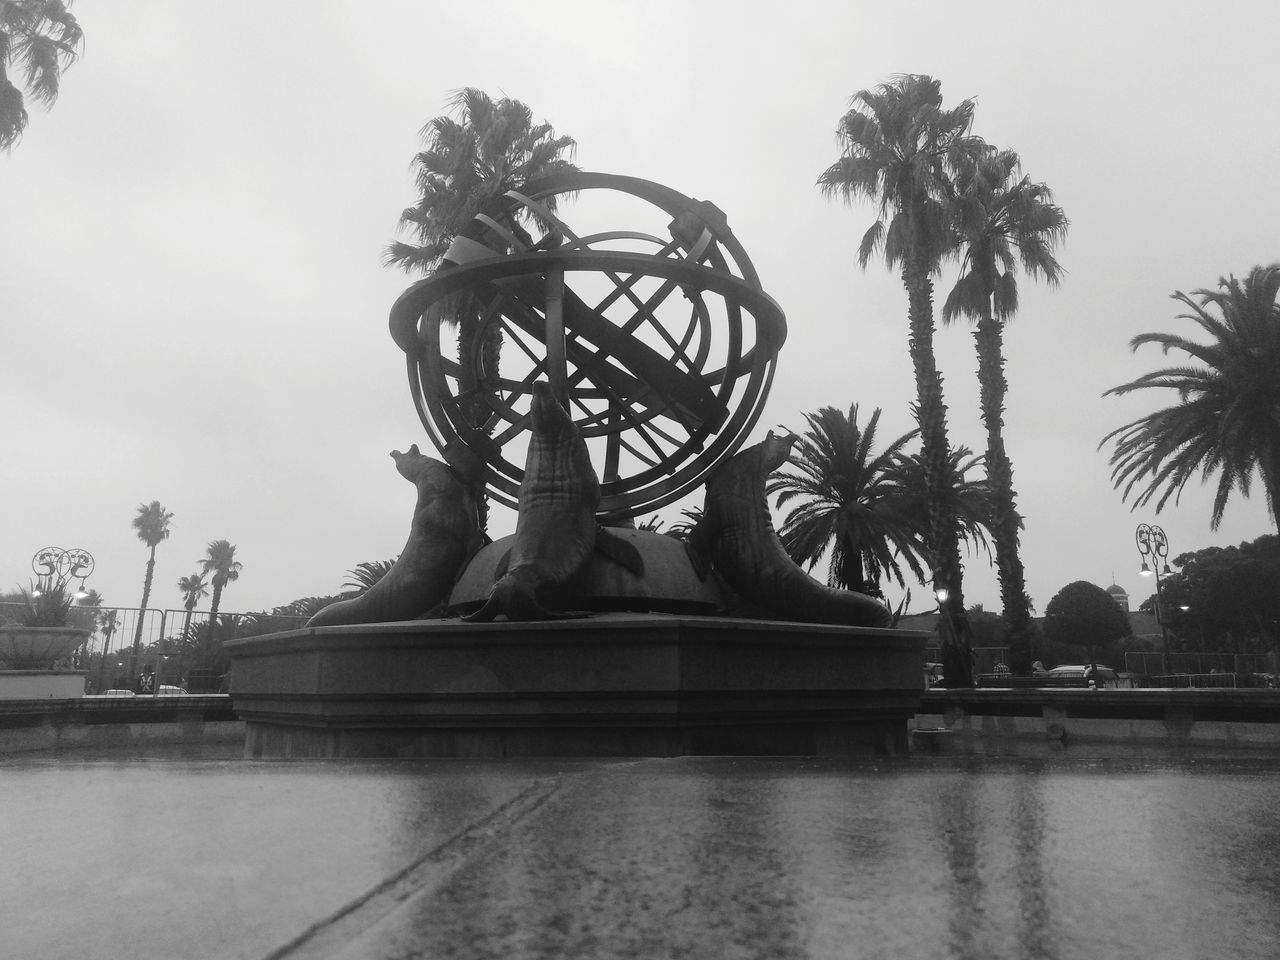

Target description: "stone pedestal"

left=226, top=613, right=926, bottom=758
left=0, top=670, right=86, bottom=700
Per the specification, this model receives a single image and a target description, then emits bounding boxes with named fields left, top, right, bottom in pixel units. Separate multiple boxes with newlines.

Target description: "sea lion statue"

left=306, top=446, right=484, bottom=627
left=465, top=381, right=602, bottom=621
left=690, top=431, right=893, bottom=628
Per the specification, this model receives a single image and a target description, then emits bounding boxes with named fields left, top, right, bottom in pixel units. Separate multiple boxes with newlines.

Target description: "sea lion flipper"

left=493, top=549, right=512, bottom=580
left=594, top=528, right=645, bottom=577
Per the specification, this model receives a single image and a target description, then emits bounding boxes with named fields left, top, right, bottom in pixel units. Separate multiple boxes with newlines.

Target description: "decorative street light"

left=30, top=546, right=94, bottom=598
left=1135, top=524, right=1172, bottom=672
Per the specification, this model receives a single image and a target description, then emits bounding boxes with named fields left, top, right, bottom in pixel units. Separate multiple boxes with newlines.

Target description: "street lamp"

left=1135, top=524, right=1173, bottom=673
left=30, top=546, right=94, bottom=598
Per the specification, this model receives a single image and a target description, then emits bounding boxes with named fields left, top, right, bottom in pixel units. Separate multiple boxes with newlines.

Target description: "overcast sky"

left=3, top=1, right=1277, bottom=620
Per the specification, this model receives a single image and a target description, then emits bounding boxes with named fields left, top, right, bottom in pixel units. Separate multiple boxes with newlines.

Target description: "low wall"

left=914, top=688, right=1280, bottom=756
left=227, top=614, right=928, bottom=758
left=0, top=695, right=242, bottom=754
left=0, top=670, right=87, bottom=699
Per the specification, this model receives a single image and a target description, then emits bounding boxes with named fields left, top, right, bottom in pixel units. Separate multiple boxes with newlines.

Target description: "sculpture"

left=465, top=381, right=603, bottom=621
left=311, top=171, right=890, bottom=629
left=689, top=432, right=892, bottom=628
left=306, top=446, right=483, bottom=626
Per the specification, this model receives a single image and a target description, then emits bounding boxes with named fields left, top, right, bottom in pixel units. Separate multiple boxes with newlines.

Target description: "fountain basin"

left=226, top=613, right=926, bottom=758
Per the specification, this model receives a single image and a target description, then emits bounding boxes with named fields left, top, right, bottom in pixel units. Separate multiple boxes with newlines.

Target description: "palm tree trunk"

left=128, top=547, right=156, bottom=684
left=834, top=535, right=872, bottom=595
left=903, top=252, right=973, bottom=687
left=181, top=606, right=194, bottom=641
left=204, top=581, right=224, bottom=650
left=974, top=315, right=1033, bottom=674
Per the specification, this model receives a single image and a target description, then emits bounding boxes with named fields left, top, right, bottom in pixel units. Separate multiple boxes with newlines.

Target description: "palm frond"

left=1101, top=264, right=1280, bottom=529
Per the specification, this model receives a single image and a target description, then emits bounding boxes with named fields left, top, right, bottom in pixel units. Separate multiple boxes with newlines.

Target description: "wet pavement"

left=6, top=752, right=1280, bottom=959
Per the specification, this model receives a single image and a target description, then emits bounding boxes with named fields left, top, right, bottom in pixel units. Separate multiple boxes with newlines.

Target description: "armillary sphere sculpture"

left=388, top=171, right=787, bottom=521
left=309, top=170, right=891, bottom=628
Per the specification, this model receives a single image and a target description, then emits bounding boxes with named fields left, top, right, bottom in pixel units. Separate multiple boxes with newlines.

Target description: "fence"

left=922, top=646, right=1010, bottom=674
left=0, top=603, right=307, bottom=694
left=1124, top=651, right=1274, bottom=678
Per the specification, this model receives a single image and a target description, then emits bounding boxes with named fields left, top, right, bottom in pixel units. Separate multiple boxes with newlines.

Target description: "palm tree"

left=1102, top=264, right=1280, bottom=530
left=885, top=444, right=997, bottom=565
left=943, top=148, right=1068, bottom=673
left=342, top=560, right=395, bottom=596
left=768, top=404, right=924, bottom=597
left=128, top=500, right=173, bottom=679
left=818, top=74, right=986, bottom=685
left=94, top=608, right=118, bottom=693
left=177, top=572, right=208, bottom=640
left=385, top=88, right=578, bottom=532
left=0, top=0, right=83, bottom=149
left=199, top=540, right=242, bottom=645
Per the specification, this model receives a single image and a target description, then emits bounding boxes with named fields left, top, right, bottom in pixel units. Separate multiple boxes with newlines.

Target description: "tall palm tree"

left=768, top=404, right=924, bottom=597
left=385, top=88, right=578, bottom=532
left=943, top=148, right=1068, bottom=673
left=199, top=540, right=242, bottom=645
left=128, top=500, right=173, bottom=679
left=177, top=572, right=208, bottom=640
left=1102, top=264, right=1280, bottom=530
left=818, top=74, right=986, bottom=686
left=0, top=0, right=83, bottom=149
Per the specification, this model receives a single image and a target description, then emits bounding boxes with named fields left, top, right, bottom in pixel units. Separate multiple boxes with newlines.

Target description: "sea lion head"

left=759, top=431, right=798, bottom=473
left=392, top=445, right=474, bottom=507
left=530, top=380, right=576, bottom=442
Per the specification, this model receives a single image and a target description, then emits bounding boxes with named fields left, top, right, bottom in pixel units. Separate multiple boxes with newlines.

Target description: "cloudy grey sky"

left=3, top=1, right=1277, bottom=619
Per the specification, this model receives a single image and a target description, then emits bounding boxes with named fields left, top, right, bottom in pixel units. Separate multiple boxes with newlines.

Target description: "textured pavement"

left=7, top=752, right=1280, bottom=959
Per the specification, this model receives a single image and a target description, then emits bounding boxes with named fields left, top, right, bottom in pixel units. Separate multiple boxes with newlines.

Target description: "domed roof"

left=447, top=528, right=734, bottom=616
left=1105, top=583, right=1128, bottom=596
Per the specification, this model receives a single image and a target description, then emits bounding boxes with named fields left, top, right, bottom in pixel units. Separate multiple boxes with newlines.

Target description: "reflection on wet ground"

left=5, top=754, right=1279, bottom=959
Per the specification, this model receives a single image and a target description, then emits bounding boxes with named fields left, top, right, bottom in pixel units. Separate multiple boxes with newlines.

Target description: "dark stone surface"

left=226, top=613, right=926, bottom=758
left=449, top=529, right=731, bottom=615
left=9, top=754, right=1280, bottom=960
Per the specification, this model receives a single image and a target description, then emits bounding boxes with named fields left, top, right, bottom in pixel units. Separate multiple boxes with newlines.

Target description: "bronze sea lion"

left=466, top=381, right=601, bottom=621
left=307, top=446, right=484, bottom=627
left=691, top=431, right=893, bottom=628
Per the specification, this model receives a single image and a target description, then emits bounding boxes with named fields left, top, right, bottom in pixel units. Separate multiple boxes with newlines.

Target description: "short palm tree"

left=768, top=404, right=924, bottom=597
left=341, top=560, right=395, bottom=596
left=94, top=607, right=119, bottom=692
left=177, top=572, right=208, bottom=640
left=885, top=444, right=997, bottom=565
left=0, top=0, right=83, bottom=149
left=199, top=540, right=242, bottom=645
left=385, top=89, right=578, bottom=532
left=943, top=148, right=1068, bottom=672
left=1102, top=264, right=1280, bottom=529
left=128, top=500, right=173, bottom=678
left=818, top=74, right=986, bottom=685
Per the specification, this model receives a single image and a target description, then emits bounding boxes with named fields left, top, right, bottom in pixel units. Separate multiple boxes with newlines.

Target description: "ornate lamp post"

left=1136, top=524, right=1172, bottom=673
left=30, top=546, right=94, bottom=599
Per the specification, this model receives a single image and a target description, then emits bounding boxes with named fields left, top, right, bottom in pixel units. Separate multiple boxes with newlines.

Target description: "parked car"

left=1047, top=664, right=1119, bottom=688
left=157, top=685, right=189, bottom=696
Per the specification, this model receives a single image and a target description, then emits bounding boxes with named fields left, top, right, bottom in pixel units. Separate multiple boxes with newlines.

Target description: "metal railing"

left=922, top=646, right=1010, bottom=674
left=1125, top=651, right=1273, bottom=678
left=1, top=603, right=307, bottom=694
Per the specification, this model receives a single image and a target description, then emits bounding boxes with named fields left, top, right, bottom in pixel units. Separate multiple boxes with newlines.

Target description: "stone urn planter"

left=0, top=626, right=91, bottom=668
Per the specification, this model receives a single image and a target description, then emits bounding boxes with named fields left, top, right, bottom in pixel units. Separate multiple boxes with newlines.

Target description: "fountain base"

left=226, top=613, right=925, bottom=758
